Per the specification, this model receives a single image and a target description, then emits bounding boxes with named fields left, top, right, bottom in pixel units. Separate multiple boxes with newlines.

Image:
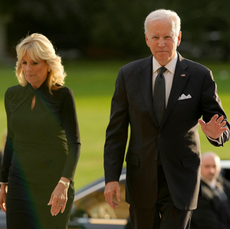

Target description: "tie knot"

left=158, top=66, right=167, bottom=74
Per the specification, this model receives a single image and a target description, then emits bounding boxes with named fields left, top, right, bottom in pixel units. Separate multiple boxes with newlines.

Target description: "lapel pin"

left=181, top=74, right=186, bottom=77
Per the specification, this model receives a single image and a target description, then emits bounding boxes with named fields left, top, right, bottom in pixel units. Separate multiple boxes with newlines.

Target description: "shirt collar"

left=153, top=52, right=178, bottom=74
left=201, top=175, right=217, bottom=189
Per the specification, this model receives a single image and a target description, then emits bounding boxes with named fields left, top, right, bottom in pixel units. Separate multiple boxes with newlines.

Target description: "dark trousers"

left=129, top=165, right=192, bottom=229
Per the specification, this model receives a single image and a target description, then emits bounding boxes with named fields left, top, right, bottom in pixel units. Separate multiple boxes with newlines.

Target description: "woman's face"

left=21, top=53, right=49, bottom=89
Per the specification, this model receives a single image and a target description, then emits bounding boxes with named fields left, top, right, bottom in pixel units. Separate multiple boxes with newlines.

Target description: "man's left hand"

left=199, top=114, right=228, bottom=139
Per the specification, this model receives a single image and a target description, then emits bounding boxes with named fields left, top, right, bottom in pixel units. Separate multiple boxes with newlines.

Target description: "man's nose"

left=158, top=38, right=165, bottom=47
left=210, top=168, right=215, bottom=174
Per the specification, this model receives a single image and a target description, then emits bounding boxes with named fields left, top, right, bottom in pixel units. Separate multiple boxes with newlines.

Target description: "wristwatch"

left=59, top=180, right=69, bottom=188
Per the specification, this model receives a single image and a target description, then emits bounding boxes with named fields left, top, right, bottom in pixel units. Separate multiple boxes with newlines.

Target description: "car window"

left=73, top=182, right=129, bottom=220
left=221, top=168, right=230, bottom=181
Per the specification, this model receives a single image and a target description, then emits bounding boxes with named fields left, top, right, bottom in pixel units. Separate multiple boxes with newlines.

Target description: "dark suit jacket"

left=191, top=179, right=230, bottom=229
left=104, top=54, right=230, bottom=210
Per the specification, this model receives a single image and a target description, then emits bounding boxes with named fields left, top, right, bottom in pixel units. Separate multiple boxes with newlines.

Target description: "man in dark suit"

left=103, top=9, right=230, bottom=229
left=191, top=152, right=230, bottom=229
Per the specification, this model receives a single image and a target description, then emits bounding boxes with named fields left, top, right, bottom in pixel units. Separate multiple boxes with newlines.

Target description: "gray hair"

left=144, top=9, right=181, bottom=38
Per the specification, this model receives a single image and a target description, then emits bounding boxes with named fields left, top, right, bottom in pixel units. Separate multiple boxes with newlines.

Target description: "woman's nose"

left=25, top=64, right=32, bottom=71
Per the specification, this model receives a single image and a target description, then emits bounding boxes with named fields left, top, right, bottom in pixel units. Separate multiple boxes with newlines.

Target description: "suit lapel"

left=137, top=56, right=157, bottom=125
left=162, top=54, right=190, bottom=125
left=137, top=54, right=190, bottom=127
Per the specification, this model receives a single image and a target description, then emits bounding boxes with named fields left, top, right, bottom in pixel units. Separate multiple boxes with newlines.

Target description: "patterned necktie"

left=153, top=66, right=167, bottom=126
left=214, top=183, right=228, bottom=202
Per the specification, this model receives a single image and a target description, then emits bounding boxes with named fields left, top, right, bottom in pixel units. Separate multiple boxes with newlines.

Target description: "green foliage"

left=0, top=60, right=230, bottom=189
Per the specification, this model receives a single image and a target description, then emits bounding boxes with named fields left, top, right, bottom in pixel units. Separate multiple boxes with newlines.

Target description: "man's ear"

left=145, top=33, right=150, bottom=47
left=177, top=31, right=182, bottom=47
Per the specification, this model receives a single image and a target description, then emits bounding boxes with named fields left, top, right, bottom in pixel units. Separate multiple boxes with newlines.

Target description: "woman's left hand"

left=48, top=177, right=70, bottom=216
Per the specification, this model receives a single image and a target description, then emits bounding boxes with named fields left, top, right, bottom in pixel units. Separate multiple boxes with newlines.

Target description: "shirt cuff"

left=207, top=135, right=221, bottom=144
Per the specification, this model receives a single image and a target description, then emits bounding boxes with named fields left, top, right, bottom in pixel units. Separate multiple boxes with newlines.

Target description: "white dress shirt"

left=152, top=53, right=178, bottom=107
left=201, top=175, right=217, bottom=189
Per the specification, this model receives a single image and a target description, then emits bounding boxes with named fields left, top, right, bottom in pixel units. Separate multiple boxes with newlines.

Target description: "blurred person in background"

left=191, top=152, right=230, bottom=229
left=0, top=33, right=81, bottom=229
left=103, top=9, right=230, bottom=229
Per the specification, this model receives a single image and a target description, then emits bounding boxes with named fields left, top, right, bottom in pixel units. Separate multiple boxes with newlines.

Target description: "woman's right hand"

left=0, top=184, right=7, bottom=213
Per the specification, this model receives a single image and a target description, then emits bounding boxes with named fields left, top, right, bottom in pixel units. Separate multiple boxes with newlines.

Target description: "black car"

left=68, top=168, right=131, bottom=229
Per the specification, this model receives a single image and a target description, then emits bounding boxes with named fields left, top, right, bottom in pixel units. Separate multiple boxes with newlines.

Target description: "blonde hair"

left=144, top=9, right=181, bottom=38
left=15, top=33, right=67, bottom=94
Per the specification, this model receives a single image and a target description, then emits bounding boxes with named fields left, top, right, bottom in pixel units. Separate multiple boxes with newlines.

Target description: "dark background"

left=0, top=0, right=230, bottom=62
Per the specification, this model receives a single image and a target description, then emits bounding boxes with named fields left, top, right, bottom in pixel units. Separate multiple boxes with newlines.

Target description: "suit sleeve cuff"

left=206, top=135, right=221, bottom=144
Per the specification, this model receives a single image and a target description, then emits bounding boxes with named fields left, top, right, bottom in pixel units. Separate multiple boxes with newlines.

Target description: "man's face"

left=201, top=155, right=221, bottom=182
left=145, top=19, right=181, bottom=66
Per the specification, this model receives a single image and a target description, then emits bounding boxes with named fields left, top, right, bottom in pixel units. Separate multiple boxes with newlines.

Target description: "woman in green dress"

left=0, top=33, right=81, bottom=229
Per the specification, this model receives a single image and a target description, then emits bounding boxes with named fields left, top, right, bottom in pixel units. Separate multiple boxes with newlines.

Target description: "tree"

left=0, top=0, right=229, bottom=60
left=0, top=0, right=86, bottom=58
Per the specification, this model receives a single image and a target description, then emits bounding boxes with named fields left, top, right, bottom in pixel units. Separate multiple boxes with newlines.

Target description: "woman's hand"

left=47, top=177, right=70, bottom=216
left=0, top=183, right=8, bottom=213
